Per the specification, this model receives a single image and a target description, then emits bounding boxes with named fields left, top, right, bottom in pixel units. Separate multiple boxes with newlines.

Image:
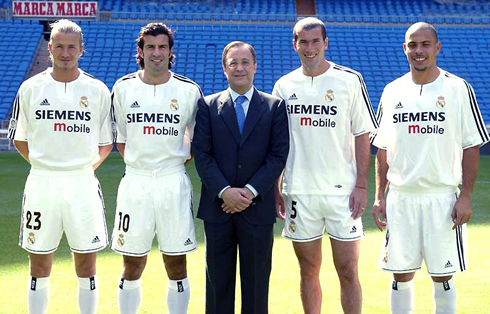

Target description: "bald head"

left=405, top=22, right=438, bottom=43
left=293, top=17, right=327, bottom=42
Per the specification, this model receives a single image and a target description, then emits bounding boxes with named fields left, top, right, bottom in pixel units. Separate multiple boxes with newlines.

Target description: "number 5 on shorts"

left=118, top=212, right=130, bottom=232
left=290, top=200, right=297, bottom=219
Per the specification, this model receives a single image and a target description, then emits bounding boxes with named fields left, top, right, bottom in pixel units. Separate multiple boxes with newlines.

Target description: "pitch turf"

left=0, top=152, right=489, bottom=313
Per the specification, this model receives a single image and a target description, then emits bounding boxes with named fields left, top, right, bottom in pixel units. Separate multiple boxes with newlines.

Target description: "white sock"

left=390, top=280, right=414, bottom=314
left=118, top=278, right=142, bottom=314
left=433, top=278, right=457, bottom=314
left=78, top=276, right=98, bottom=314
left=166, top=278, right=190, bottom=314
left=28, top=276, right=49, bottom=314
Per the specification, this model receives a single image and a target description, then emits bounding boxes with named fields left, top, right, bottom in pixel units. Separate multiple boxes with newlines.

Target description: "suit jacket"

left=192, top=88, right=289, bottom=225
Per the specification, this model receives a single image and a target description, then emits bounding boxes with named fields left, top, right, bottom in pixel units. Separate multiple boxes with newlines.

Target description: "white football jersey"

left=273, top=62, right=378, bottom=195
left=112, top=71, right=202, bottom=171
left=8, top=69, right=112, bottom=170
left=371, top=70, right=489, bottom=192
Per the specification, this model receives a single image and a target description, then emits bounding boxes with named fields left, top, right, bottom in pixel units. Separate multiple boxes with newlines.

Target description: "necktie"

left=235, top=95, right=247, bottom=135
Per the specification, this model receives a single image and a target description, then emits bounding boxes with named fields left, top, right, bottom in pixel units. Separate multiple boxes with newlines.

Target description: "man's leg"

left=391, top=273, right=416, bottom=314
left=118, top=255, right=147, bottom=314
left=73, top=252, right=98, bottom=314
left=236, top=216, right=274, bottom=314
left=163, top=254, right=189, bottom=314
left=293, top=239, right=322, bottom=314
left=28, top=253, right=53, bottom=314
left=432, top=275, right=456, bottom=314
left=330, top=238, right=362, bottom=314
left=203, top=221, right=237, bottom=314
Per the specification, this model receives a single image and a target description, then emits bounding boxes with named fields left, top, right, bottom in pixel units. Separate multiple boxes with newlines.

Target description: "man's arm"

left=13, top=140, right=29, bottom=163
left=93, top=144, right=113, bottom=170
left=452, top=145, right=479, bottom=228
left=275, top=173, right=286, bottom=219
left=349, top=133, right=370, bottom=219
left=192, top=96, right=233, bottom=198
left=116, top=143, right=125, bottom=158
left=372, top=148, right=389, bottom=231
left=245, top=98, right=289, bottom=197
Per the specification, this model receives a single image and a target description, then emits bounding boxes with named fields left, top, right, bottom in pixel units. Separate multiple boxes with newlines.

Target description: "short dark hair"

left=405, top=22, right=438, bottom=43
left=293, top=17, right=327, bottom=42
left=222, top=41, right=257, bottom=67
left=135, top=23, right=175, bottom=69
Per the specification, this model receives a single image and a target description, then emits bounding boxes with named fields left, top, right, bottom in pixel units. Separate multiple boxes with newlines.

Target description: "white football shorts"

left=111, top=166, right=197, bottom=256
left=19, top=167, right=108, bottom=254
left=282, top=194, right=364, bottom=242
left=381, top=189, right=467, bottom=276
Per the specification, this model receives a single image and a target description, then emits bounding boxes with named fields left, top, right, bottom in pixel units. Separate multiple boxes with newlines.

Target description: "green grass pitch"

left=0, top=152, right=489, bottom=313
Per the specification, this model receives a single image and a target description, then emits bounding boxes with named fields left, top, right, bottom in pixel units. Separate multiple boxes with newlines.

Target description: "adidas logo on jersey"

left=39, top=99, right=50, bottom=106
left=444, top=260, right=453, bottom=268
left=184, top=238, right=193, bottom=246
left=350, top=226, right=357, bottom=233
left=130, top=101, right=140, bottom=108
left=92, top=236, right=100, bottom=243
left=288, top=93, right=298, bottom=100
left=395, top=102, right=403, bottom=109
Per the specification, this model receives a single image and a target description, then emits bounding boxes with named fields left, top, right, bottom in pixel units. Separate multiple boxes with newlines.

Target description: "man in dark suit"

left=192, top=41, right=289, bottom=314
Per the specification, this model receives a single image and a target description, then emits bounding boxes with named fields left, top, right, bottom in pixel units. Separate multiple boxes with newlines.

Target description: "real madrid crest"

left=117, top=234, right=125, bottom=246
left=436, top=96, right=445, bottom=108
left=170, top=99, right=179, bottom=111
left=80, top=96, right=89, bottom=108
left=325, top=89, right=334, bottom=102
left=8, top=118, right=17, bottom=130
left=27, top=232, right=36, bottom=245
left=289, top=221, right=296, bottom=233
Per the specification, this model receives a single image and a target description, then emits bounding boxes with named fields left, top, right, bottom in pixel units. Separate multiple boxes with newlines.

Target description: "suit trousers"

left=204, top=214, right=274, bottom=314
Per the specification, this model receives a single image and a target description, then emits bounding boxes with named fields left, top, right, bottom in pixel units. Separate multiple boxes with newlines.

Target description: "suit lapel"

left=217, top=91, right=241, bottom=144
left=241, top=88, right=266, bottom=145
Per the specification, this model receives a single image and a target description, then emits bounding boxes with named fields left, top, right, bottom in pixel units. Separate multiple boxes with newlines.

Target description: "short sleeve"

left=98, top=84, right=113, bottom=146
left=460, top=81, right=489, bottom=149
left=370, top=94, right=387, bottom=150
left=112, top=84, right=127, bottom=144
left=350, top=74, right=378, bottom=136
left=8, top=87, right=28, bottom=141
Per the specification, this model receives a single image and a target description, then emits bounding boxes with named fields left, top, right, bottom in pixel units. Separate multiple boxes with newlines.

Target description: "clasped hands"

left=222, top=187, right=255, bottom=214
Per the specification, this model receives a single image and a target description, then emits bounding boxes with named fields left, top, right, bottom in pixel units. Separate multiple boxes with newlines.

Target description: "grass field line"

left=1, top=153, right=489, bottom=313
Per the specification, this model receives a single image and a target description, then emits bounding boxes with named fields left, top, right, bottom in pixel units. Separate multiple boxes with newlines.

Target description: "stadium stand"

left=0, top=20, right=43, bottom=120
left=316, top=0, right=490, bottom=24
left=1, top=0, right=490, bottom=126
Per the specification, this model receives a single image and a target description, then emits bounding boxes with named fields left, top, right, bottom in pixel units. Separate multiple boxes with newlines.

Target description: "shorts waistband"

left=389, top=185, right=458, bottom=195
left=30, top=167, right=94, bottom=177
left=125, top=165, right=185, bottom=177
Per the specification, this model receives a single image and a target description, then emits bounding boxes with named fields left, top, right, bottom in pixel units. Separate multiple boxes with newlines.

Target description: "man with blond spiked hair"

left=8, top=19, right=112, bottom=314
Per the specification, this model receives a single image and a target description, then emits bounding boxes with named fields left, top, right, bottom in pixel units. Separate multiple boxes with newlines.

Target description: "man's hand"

left=372, top=197, right=387, bottom=231
left=349, top=186, right=367, bottom=220
left=222, top=188, right=253, bottom=214
left=275, top=188, right=286, bottom=219
left=451, top=194, right=472, bottom=229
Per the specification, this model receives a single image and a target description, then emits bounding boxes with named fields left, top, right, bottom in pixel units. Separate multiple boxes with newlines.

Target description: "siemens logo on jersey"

left=127, top=113, right=180, bottom=124
left=54, top=123, right=91, bottom=133
left=287, top=104, right=337, bottom=115
left=288, top=104, right=338, bottom=129
left=393, top=111, right=446, bottom=135
left=142, top=125, right=179, bottom=136
left=393, top=111, right=445, bottom=123
left=35, top=109, right=91, bottom=121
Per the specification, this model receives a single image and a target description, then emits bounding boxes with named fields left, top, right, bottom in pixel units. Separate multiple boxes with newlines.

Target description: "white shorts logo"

left=117, top=234, right=125, bottom=246
left=27, top=232, right=36, bottom=245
